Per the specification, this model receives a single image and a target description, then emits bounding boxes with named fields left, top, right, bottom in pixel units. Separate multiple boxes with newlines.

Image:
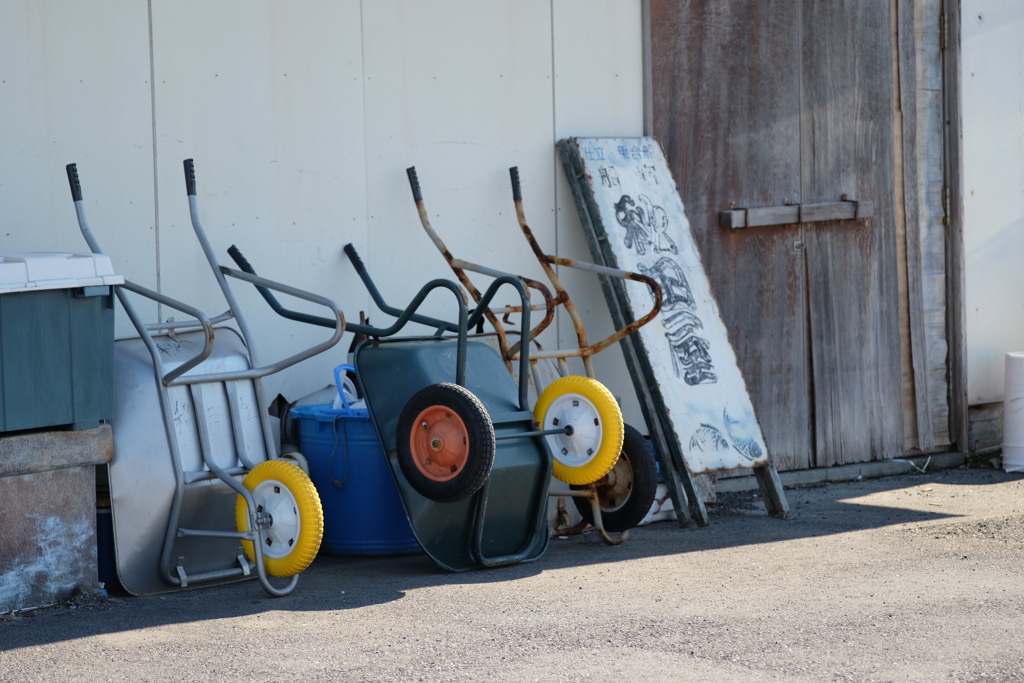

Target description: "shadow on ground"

left=1, top=466, right=1018, bottom=651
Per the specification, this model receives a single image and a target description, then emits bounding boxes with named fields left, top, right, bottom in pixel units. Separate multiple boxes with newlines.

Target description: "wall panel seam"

left=148, top=0, right=161, bottom=309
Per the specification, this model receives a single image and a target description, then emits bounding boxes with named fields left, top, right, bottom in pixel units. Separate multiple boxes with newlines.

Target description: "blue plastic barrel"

left=291, top=402, right=420, bottom=555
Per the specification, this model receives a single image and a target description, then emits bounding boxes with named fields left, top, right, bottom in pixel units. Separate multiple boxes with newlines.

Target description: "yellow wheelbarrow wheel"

left=235, top=459, right=324, bottom=577
left=533, top=375, right=624, bottom=485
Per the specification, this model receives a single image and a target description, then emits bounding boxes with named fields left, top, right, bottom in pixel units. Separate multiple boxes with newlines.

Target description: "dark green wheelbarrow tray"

left=228, top=248, right=553, bottom=572
left=354, top=336, right=550, bottom=571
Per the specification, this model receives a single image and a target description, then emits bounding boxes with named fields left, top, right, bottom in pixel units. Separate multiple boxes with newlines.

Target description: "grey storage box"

left=0, top=253, right=123, bottom=432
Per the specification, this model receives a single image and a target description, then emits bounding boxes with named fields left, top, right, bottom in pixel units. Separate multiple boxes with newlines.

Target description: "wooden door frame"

left=943, top=0, right=968, bottom=454
left=640, top=0, right=969, bottom=456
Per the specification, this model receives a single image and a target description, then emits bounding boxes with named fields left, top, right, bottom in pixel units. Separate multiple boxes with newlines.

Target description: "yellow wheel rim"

left=235, top=459, right=324, bottom=577
left=533, top=376, right=624, bottom=485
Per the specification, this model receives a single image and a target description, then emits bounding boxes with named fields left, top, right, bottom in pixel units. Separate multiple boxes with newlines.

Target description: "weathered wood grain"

left=914, top=0, right=952, bottom=450
left=719, top=200, right=874, bottom=229
left=647, top=0, right=953, bottom=469
left=899, top=0, right=934, bottom=451
left=648, top=0, right=812, bottom=471
left=898, top=0, right=952, bottom=453
left=894, top=89, right=918, bottom=453
left=943, top=0, right=968, bottom=454
left=801, top=0, right=904, bottom=464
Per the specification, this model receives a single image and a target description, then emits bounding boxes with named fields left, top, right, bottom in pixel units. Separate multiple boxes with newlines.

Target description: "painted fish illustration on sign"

left=723, top=405, right=764, bottom=461
left=688, top=423, right=730, bottom=454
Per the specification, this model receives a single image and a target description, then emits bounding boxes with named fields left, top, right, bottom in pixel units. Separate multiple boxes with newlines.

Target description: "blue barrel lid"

left=290, top=402, right=371, bottom=422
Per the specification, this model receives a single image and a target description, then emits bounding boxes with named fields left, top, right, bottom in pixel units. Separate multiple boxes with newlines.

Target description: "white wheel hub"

left=250, top=478, right=301, bottom=559
left=541, top=392, right=603, bottom=467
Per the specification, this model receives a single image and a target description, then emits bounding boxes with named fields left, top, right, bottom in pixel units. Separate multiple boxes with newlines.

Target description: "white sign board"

left=560, top=137, right=769, bottom=474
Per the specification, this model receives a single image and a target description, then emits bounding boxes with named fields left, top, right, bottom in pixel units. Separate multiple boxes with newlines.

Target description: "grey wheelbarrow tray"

left=226, top=248, right=553, bottom=572
left=67, top=161, right=344, bottom=597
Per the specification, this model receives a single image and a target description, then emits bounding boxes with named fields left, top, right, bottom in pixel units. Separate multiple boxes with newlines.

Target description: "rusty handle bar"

left=547, top=254, right=663, bottom=352
left=407, top=166, right=423, bottom=202
left=406, top=166, right=557, bottom=362
left=510, top=166, right=522, bottom=201
left=509, top=166, right=663, bottom=371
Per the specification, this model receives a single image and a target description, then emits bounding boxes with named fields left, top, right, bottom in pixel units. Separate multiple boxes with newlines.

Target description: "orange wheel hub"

left=408, top=405, right=470, bottom=482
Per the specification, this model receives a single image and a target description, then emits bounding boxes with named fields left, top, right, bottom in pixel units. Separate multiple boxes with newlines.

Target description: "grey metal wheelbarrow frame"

left=66, top=161, right=344, bottom=597
left=226, top=248, right=555, bottom=572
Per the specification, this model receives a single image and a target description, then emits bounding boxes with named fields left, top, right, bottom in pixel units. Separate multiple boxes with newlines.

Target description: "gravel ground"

left=2, top=466, right=1023, bottom=682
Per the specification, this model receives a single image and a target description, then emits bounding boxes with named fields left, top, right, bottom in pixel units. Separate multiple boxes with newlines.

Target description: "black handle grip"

left=66, top=163, right=83, bottom=202
left=184, top=159, right=196, bottom=196
left=406, top=166, right=422, bottom=202
left=343, top=243, right=366, bottom=274
left=227, top=245, right=255, bottom=274
left=509, top=167, right=521, bottom=201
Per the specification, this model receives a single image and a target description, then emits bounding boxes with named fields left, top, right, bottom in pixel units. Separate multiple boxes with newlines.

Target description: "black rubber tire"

left=571, top=423, right=658, bottom=533
left=396, top=383, right=495, bottom=504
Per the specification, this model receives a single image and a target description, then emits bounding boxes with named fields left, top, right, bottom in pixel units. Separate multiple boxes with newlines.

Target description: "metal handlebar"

left=182, top=160, right=345, bottom=382
left=65, top=162, right=218, bottom=383
left=405, top=166, right=557, bottom=363
left=508, top=166, right=663, bottom=377
left=227, top=243, right=461, bottom=337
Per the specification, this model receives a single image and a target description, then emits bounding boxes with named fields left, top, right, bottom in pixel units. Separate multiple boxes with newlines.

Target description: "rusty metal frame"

left=407, top=167, right=555, bottom=370
left=407, top=167, right=663, bottom=380
left=406, top=166, right=665, bottom=544
left=508, top=167, right=664, bottom=378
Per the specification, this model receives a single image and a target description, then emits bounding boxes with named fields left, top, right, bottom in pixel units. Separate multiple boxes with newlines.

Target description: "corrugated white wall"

left=962, top=1, right=1024, bottom=404
left=0, top=1, right=646, bottom=427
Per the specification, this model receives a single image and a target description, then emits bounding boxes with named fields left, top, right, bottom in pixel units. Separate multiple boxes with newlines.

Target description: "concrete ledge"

left=0, top=424, right=113, bottom=477
left=716, top=452, right=966, bottom=493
